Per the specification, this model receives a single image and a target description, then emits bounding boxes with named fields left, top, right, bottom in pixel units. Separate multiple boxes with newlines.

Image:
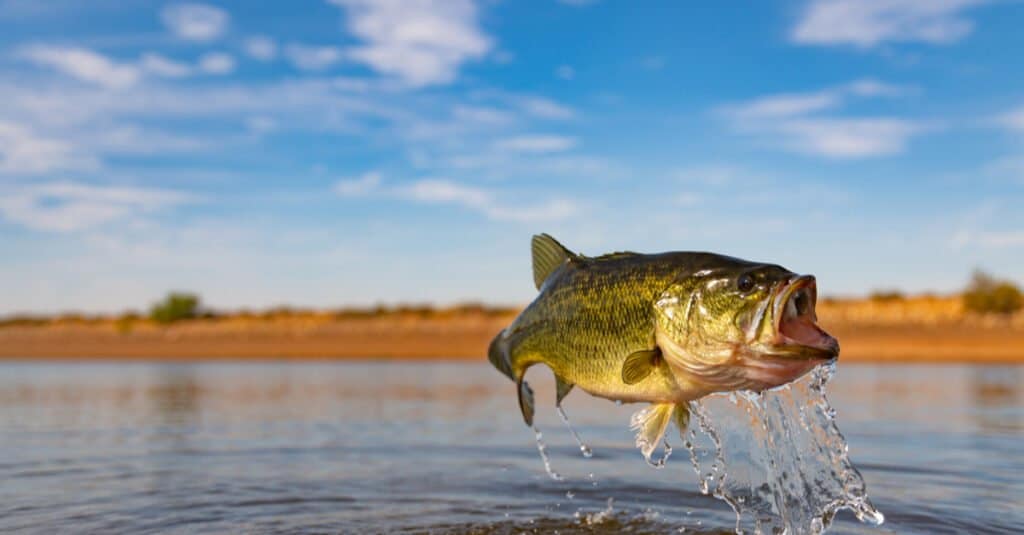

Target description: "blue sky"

left=2, top=0, right=1024, bottom=314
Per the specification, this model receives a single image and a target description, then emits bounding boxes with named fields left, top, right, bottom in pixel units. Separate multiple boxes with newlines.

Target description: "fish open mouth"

left=772, top=275, right=839, bottom=360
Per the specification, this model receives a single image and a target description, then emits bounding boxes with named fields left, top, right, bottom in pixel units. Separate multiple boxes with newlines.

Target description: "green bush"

left=963, top=271, right=1023, bottom=316
left=149, top=292, right=201, bottom=324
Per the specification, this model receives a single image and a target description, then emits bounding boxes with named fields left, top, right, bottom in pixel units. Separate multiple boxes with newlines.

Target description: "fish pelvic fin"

left=621, top=348, right=662, bottom=385
left=674, top=403, right=691, bottom=434
left=630, top=402, right=686, bottom=464
left=487, top=330, right=515, bottom=381
left=531, top=233, right=579, bottom=290
left=518, top=379, right=535, bottom=426
left=555, top=375, right=574, bottom=406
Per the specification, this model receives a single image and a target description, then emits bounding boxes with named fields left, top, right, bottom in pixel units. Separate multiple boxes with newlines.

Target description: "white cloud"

left=727, top=92, right=839, bottom=120
left=245, top=116, right=277, bottom=134
left=721, top=79, right=926, bottom=158
left=161, top=3, right=229, bottom=42
left=284, top=43, right=343, bottom=71
left=0, top=181, right=196, bottom=232
left=198, top=52, right=235, bottom=75
left=791, top=0, right=986, bottom=48
left=18, top=45, right=139, bottom=89
left=494, top=134, right=577, bottom=153
left=555, top=65, right=575, bottom=80
left=328, top=0, right=492, bottom=87
left=997, top=105, right=1024, bottom=131
left=951, top=229, right=1024, bottom=249
left=140, top=52, right=192, bottom=78
left=451, top=105, right=515, bottom=126
left=396, top=178, right=577, bottom=222
left=517, top=96, right=575, bottom=120
left=333, top=174, right=577, bottom=222
left=0, top=120, right=96, bottom=174
left=244, top=36, right=278, bottom=61
left=775, top=118, right=925, bottom=157
left=334, top=171, right=381, bottom=196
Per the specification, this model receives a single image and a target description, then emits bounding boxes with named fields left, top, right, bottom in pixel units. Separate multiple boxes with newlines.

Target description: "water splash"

left=556, top=405, right=593, bottom=458
left=532, top=426, right=563, bottom=481
left=644, top=439, right=673, bottom=468
left=577, top=497, right=615, bottom=525
left=684, top=362, right=884, bottom=534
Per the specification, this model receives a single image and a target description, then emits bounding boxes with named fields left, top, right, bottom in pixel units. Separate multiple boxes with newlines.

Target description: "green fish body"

left=489, top=234, right=839, bottom=462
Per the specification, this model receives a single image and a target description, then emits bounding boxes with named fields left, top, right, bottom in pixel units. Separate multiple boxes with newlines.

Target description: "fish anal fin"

left=531, top=234, right=578, bottom=290
left=517, top=380, right=535, bottom=426
left=630, top=402, right=675, bottom=463
left=622, top=348, right=661, bottom=385
left=555, top=375, right=574, bottom=406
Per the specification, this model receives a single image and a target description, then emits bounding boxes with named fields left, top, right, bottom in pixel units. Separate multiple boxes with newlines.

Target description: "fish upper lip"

left=772, top=274, right=816, bottom=334
left=771, top=274, right=839, bottom=358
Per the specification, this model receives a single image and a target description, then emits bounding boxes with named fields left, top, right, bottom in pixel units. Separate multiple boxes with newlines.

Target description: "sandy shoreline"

left=1, top=309, right=1023, bottom=363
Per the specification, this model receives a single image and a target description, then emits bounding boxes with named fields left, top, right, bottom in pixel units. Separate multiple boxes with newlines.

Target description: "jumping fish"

left=488, top=234, right=839, bottom=462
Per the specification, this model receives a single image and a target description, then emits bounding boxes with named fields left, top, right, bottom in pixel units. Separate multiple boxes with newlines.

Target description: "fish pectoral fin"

left=629, top=402, right=675, bottom=462
left=621, top=348, right=661, bottom=385
left=517, top=380, right=535, bottom=426
left=554, top=375, right=574, bottom=406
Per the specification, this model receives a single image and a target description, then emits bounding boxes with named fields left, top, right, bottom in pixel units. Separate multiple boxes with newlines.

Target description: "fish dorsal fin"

left=531, top=233, right=578, bottom=290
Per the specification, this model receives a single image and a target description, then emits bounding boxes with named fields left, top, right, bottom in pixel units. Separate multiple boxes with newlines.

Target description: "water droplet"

left=531, top=425, right=562, bottom=481
left=556, top=405, right=593, bottom=458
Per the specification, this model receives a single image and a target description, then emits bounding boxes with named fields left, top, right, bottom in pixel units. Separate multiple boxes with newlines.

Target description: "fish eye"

left=736, top=274, right=755, bottom=293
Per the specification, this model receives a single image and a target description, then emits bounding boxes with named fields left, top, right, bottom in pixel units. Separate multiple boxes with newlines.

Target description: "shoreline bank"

left=1, top=315, right=1023, bottom=363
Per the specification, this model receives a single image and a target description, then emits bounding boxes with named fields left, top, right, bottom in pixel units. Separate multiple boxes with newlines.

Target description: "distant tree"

left=963, top=271, right=1023, bottom=316
left=149, top=292, right=201, bottom=324
left=869, top=289, right=904, bottom=302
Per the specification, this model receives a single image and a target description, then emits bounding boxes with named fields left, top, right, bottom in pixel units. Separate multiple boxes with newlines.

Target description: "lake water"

left=0, top=361, right=1020, bottom=534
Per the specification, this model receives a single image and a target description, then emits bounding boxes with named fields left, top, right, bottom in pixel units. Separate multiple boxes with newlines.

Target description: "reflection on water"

left=0, top=362, right=1020, bottom=534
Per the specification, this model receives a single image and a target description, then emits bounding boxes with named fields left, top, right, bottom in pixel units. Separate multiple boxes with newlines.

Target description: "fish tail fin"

left=488, top=329, right=535, bottom=426
left=518, top=379, right=535, bottom=426
left=487, top=329, right=515, bottom=381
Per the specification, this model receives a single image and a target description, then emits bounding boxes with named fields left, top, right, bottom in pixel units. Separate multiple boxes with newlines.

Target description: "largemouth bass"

left=488, top=234, right=839, bottom=461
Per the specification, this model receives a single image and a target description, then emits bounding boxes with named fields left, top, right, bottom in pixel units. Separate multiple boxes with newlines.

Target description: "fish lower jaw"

left=741, top=355, right=824, bottom=390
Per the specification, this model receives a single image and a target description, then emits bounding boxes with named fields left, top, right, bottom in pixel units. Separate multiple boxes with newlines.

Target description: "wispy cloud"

left=244, top=36, right=278, bottom=61
left=0, top=181, right=197, bottom=232
left=951, top=229, right=1024, bottom=249
left=334, top=171, right=382, bottom=196
left=327, top=0, right=492, bottom=87
left=791, top=0, right=987, bottom=48
left=18, top=45, right=140, bottom=89
left=720, top=79, right=927, bottom=158
left=139, top=52, right=192, bottom=78
left=160, top=2, right=229, bottom=42
left=333, top=174, right=579, bottom=223
left=996, top=105, right=1024, bottom=131
left=284, top=43, right=344, bottom=71
left=493, top=134, right=576, bottom=153
left=197, top=52, right=235, bottom=75
left=0, top=120, right=95, bottom=174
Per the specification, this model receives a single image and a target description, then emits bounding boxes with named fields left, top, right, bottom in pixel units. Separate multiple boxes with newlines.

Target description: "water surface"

left=0, top=362, right=1020, bottom=534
